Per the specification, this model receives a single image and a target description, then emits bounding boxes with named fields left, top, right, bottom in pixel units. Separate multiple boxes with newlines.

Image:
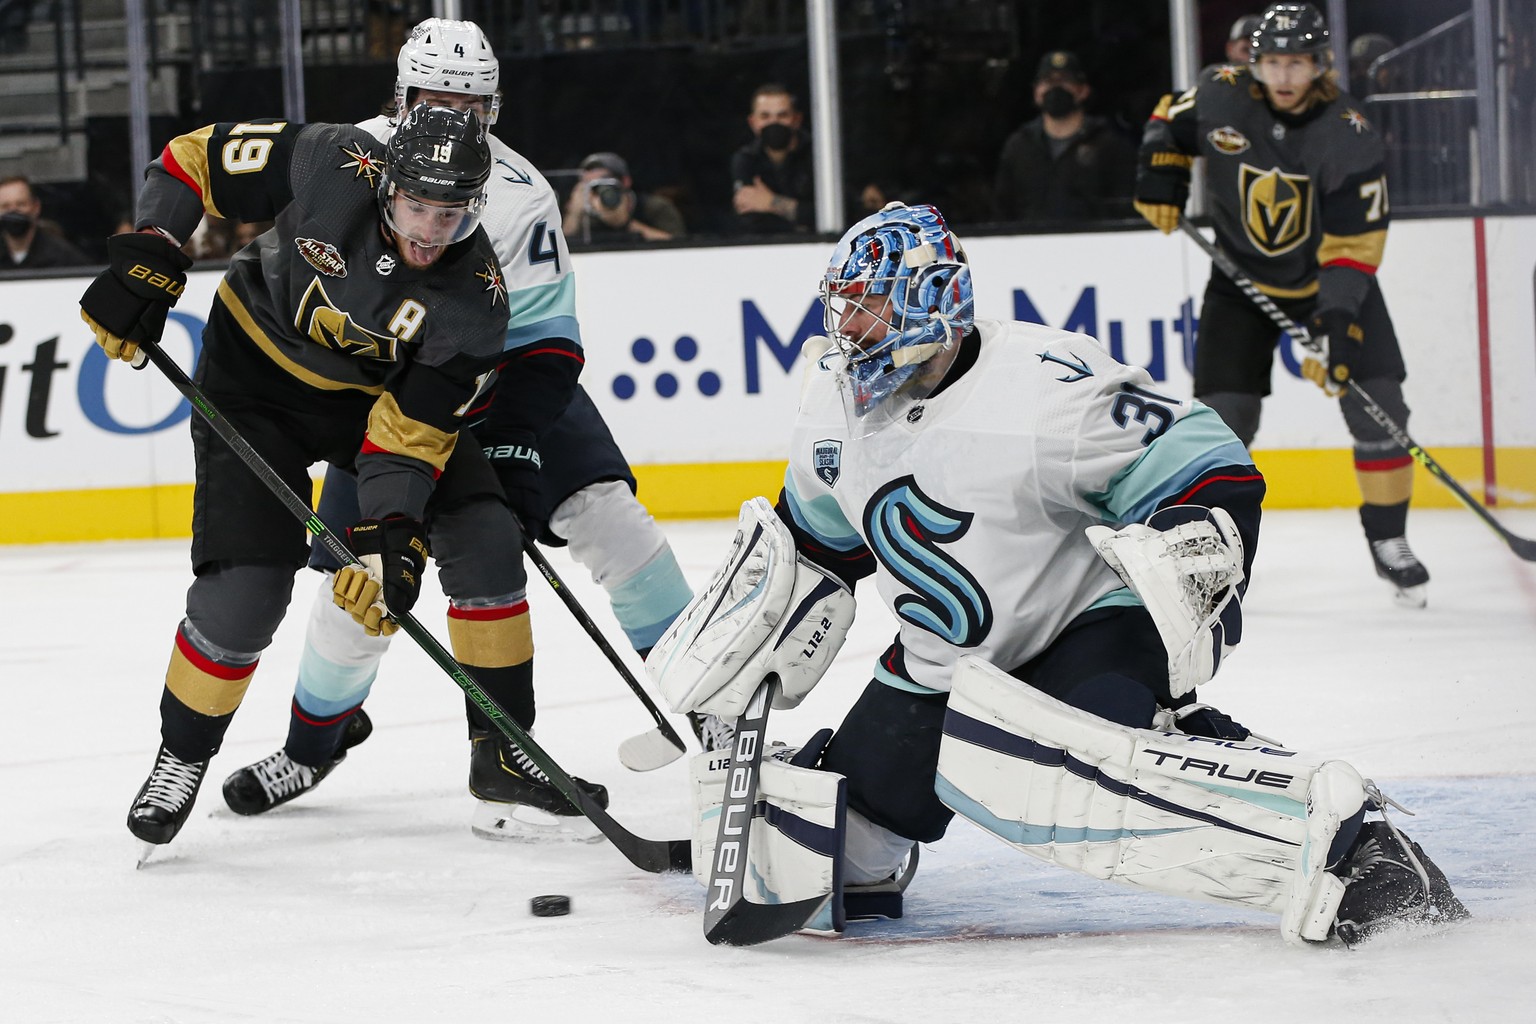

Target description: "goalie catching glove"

left=646, top=497, right=855, bottom=720
left=332, top=516, right=430, bottom=637
left=1085, top=504, right=1244, bottom=698
left=79, top=231, right=193, bottom=368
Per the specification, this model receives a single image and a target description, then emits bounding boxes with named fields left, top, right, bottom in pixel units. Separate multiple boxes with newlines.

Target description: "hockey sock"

left=1359, top=498, right=1410, bottom=543
left=463, top=663, right=536, bottom=735
left=446, top=598, right=536, bottom=735
left=160, top=621, right=258, bottom=762
left=283, top=700, right=363, bottom=767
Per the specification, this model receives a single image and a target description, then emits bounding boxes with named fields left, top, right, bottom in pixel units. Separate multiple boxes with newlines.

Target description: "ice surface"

left=2, top=509, right=1533, bottom=1022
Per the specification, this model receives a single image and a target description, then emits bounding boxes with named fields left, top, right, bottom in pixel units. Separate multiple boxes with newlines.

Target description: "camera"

left=589, top=178, right=626, bottom=210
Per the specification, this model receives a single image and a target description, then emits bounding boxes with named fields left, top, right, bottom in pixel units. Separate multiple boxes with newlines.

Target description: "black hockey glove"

left=1302, top=308, right=1363, bottom=398
left=79, top=232, right=193, bottom=367
left=484, top=431, right=547, bottom=543
left=332, top=516, right=430, bottom=637
left=1133, top=159, right=1189, bottom=235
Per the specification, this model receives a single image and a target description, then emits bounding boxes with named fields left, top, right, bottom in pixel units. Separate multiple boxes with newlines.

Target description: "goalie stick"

left=704, top=676, right=828, bottom=946
left=517, top=529, right=688, bottom=772
left=1179, top=215, right=1536, bottom=562
left=138, top=339, right=692, bottom=875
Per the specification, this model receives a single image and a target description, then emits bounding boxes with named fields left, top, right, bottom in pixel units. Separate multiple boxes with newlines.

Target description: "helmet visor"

left=383, top=186, right=485, bottom=248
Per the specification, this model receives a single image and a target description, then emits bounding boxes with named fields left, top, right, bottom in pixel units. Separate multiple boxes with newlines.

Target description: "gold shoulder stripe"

left=1150, top=94, right=1173, bottom=120
left=217, top=280, right=387, bottom=395
left=1317, top=230, right=1387, bottom=271
left=367, top=391, right=458, bottom=472
left=167, top=126, right=224, bottom=219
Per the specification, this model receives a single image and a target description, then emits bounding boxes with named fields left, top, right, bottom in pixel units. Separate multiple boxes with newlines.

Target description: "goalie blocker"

left=937, top=655, right=1465, bottom=945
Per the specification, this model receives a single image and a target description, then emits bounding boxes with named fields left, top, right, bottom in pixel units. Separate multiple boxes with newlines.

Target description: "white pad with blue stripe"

left=937, top=655, right=1363, bottom=943
left=689, top=747, right=847, bottom=931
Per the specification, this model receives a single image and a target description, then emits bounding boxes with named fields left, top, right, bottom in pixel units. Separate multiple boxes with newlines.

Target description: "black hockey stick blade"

left=1177, top=217, right=1536, bottom=563
left=520, top=530, right=690, bottom=764
left=701, top=676, right=831, bottom=945
left=138, top=340, right=692, bottom=875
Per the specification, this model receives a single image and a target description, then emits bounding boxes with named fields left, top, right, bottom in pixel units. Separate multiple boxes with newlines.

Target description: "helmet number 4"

left=454, top=43, right=466, bottom=56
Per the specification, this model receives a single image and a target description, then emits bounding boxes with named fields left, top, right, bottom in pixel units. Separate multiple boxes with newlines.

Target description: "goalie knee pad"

left=938, top=655, right=1368, bottom=943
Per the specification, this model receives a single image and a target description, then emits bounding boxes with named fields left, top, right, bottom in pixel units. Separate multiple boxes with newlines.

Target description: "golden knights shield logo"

left=1238, top=163, right=1313, bottom=256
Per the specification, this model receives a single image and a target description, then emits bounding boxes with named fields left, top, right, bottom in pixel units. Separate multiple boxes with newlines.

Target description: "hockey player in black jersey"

left=1135, top=2, right=1431, bottom=607
left=79, top=104, right=603, bottom=855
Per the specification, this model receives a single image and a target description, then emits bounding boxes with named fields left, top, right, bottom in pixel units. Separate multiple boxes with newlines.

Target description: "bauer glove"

left=484, top=431, right=547, bottom=543
left=333, top=516, right=430, bottom=637
left=1302, top=309, right=1363, bottom=398
left=79, top=232, right=193, bottom=367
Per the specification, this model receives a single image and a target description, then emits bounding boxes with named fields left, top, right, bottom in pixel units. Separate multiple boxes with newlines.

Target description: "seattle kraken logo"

left=864, top=477, right=992, bottom=647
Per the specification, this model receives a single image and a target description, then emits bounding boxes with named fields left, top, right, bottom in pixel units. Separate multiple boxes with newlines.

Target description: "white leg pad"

left=689, top=747, right=847, bottom=919
left=938, top=656, right=1366, bottom=938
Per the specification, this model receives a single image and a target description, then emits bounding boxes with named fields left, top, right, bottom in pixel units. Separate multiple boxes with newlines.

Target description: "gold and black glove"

left=1302, top=309, right=1364, bottom=397
left=333, top=516, right=430, bottom=637
left=78, top=232, right=193, bottom=366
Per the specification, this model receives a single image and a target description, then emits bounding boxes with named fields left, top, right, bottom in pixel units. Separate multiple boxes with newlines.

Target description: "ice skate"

left=221, top=709, right=373, bottom=816
left=468, top=731, right=609, bottom=843
left=128, top=744, right=211, bottom=863
left=844, top=844, right=921, bottom=922
left=687, top=710, right=736, bottom=752
left=1369, top=536, right=1429, bottom=609
left=1332, top=820, right=1469, bottom=946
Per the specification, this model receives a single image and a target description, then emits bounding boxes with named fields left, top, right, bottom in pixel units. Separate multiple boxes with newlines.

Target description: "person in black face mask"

left=0, top=175, right=89, bottom=271
left=992, top=51, right=1137, bottom=224
left=730, top=83, right=814, bottom=235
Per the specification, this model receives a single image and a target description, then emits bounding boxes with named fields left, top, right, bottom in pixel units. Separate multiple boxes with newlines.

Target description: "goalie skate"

left=221, top=709, right=373, bottom=816
left=1332, top=821, right=1469, bottom=946
left=468, top=732, right=608, bottom=843
left=1369, top=536, right=1429, bottom=609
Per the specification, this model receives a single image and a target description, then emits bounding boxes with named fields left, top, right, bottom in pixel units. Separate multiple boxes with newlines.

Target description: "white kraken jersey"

left=359, top=116, right=579, bottom=349
left=783, top=318, right=1252, bottom=694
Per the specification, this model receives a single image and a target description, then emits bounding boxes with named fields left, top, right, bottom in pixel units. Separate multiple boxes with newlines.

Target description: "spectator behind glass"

left=992, top=51, right=1137, bottom=224
left=562, top=151, right=686, bottom=244
left=730, top=83, right=814, bottom=235
left=0, top=175, right=90, bottom=270
left=1226, top=15, right=1262, bottom=65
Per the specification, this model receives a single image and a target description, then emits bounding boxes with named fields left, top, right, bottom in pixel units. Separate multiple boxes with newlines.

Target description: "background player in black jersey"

left=1134, top=2, right=1431, bottom=608
left=79, top=104, right=604, bottom=857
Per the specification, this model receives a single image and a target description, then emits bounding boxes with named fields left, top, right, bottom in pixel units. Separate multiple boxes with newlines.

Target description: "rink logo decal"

left=865, top=477, right=993, bottom=647
left=295, top=238, right=347, bottom=278
left=1207, top=126, right=1250, bottom=155
left=1238, top=164, right=1314, bottom=257
left=813, top=439, right=842, bottom=486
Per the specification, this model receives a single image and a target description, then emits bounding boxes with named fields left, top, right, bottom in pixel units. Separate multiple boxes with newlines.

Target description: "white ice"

left=2, top=508, right=1534, bottom=1022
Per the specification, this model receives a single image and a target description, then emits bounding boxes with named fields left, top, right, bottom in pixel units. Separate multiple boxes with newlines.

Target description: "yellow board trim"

left=3, top=452, right=1534, bottom=544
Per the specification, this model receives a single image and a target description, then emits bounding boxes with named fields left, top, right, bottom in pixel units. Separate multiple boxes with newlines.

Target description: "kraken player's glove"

left=484, top=431, right=546, bottom=543
left=1302, top=308, right=1363, bottom=398
left=333, top=516, right=430, bottom=637
left=79, top=232, right=192, bottom=367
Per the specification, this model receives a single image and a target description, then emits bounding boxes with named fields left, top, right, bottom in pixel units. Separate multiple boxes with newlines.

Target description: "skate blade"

left=469, top=800, right=603, bottom=844
left=1390, top=583, right=1428, bottom=610
left=135, top=840, right=159, bottom=869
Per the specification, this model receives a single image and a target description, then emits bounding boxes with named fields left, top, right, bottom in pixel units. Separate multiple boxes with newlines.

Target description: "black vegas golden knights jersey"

left=135, top=119, right=510, bottom=517
left=1140, top=65, right=1389, bottom=318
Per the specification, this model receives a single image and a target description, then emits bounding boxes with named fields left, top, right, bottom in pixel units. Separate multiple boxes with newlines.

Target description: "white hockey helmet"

left=394, top=19, right=501, bottom=125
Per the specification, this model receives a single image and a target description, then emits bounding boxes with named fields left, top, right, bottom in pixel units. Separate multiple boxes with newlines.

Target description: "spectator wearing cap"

left=562, top=151, right=686, bottom=244
left=729, top=83, right=814, bottom=235
left=1225, top=15, right=1262, bottom=65
left=992, top=51, right=1136, bottom=224
left=0, top=175, right=89, bottom=271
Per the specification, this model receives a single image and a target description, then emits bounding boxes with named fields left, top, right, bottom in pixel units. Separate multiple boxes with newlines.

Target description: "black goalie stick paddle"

left=1179, top=216, right=1536, bottom=562
left=703, top=675, right=829, bottom=946
left=139, top=339, right=691, bottom=874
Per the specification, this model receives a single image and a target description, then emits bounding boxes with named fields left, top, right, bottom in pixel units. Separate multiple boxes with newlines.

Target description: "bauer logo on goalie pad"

left=813, top=439, right=842, bottom=487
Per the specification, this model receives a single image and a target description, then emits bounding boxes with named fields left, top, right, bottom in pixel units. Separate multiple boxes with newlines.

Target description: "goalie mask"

left=379, top=103, right=491, bottom=251
left=395, top=18, right=501, bottom=125
left=1249, top=2, right=1332, bottom=83
left=820, top=202, right=973, bottom=437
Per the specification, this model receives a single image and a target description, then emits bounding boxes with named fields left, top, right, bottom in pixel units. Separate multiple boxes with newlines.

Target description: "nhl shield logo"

left=814, top=439, right=842, bottom=487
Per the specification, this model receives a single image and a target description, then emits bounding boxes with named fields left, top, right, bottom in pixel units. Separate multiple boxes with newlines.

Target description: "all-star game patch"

left=295, top=237, right=347, bottom=277
left=1207, top=126, right=1251, bottom=155
left=814, top=438, right=842, bottom=487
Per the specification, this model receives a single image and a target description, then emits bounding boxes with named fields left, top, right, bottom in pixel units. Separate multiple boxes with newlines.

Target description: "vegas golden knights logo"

left=294, top=278, right=400, bottom=361
left=1238, top=164, right=1314, bottom=257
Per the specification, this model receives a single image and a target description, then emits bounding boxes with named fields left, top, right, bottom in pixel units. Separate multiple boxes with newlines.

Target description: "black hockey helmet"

left=1251, top=3, right=1331, bottom=61
left=378, top=102, right=491, bottom=247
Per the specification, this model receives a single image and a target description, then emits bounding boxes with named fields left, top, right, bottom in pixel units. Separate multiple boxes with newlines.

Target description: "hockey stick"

left=137, top=339, right=691, bottom=874
left=517, top=531, right=688, bottom=772
left=1178, top=216, right=1536, bottom=562
left=703, top=676, right=829, bottom=946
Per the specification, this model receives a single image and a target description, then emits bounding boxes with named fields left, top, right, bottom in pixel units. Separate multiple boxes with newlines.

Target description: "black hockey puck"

left=530, top=894, right=572, bottom=917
